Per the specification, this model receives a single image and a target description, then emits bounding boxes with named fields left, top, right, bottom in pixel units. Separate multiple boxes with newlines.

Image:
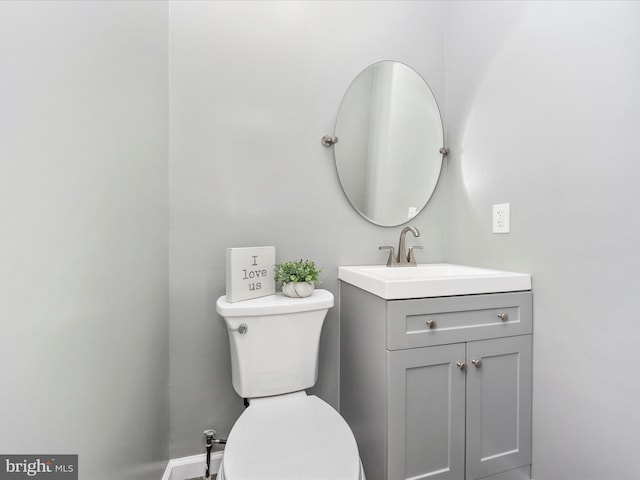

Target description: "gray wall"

left=168, top=0, right=447, bottom=458
left=0, top=2, right=169, bottom=479
left=445, top=2, right=640, bottom=479
left=5, top=2, right=637, bottom=479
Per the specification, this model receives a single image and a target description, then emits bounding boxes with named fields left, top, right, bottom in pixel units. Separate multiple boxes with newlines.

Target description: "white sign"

left=225, top=246, right=276, bottom=303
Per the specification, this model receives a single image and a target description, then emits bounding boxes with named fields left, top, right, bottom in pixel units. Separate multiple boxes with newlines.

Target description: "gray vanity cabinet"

left=339, top=282, right=533, bottom=480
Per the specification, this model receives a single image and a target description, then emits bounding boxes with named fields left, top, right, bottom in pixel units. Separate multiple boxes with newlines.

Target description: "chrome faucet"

left=379, top=226, right=422, bottom=267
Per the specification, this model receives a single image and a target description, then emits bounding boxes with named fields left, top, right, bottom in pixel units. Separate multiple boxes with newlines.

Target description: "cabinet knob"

left=471, top=359, right=483, bottom=368
left=497, top=312, right=509, bottom=321
left=456, top=362, right=467, bottom=371
left=425, top=319, right=437, bottom=329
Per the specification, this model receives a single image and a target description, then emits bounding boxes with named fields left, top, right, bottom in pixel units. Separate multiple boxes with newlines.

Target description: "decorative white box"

left=225, top=246, right=276, bottom=302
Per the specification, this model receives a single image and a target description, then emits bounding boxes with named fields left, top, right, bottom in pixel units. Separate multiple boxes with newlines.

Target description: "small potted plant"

left=274, top=259, right=322, bottom=298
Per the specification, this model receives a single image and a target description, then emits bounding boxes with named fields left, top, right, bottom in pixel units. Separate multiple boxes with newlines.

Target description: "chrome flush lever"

left=228, top=324, right=248, bottom=334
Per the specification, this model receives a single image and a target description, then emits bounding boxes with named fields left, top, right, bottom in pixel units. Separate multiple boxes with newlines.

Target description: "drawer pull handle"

left=471, top=359, right=483, bottom=368
left=497, top=312, right=509, bottom=321
left=456, top=362, right=467, bottom=371
left=425, top=319, right=437, bottom=329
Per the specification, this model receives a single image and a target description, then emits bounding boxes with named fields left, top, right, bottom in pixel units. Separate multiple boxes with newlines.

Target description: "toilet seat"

left=219, top=393, right=363, bottom=479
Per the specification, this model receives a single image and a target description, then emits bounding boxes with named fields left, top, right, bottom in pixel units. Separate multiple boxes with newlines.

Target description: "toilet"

left=216, top=289, right=365, bottom=480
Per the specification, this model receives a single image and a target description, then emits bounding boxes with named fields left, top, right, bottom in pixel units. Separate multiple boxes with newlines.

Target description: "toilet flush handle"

left=229, top=324, right=248, bottom=334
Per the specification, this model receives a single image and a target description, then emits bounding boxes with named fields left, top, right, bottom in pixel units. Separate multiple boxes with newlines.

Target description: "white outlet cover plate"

left=493, top=203, right=510, bottom=233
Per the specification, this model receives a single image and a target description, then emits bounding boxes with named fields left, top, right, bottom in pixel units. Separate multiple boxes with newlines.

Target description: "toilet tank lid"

left=216, top=289, right=334, bottom=317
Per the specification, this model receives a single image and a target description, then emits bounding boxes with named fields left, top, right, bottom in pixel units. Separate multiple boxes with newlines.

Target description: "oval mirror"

left=333, top=61, right=445, bottom=227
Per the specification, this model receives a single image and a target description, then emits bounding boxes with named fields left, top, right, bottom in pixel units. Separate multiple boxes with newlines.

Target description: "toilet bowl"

left=216, top=290, right=365, bottom=480
left=217, top=393, right=364, bottom=479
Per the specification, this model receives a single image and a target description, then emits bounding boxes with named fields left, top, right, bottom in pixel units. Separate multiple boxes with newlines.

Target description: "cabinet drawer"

left=386, top=292, right=532, bottom=350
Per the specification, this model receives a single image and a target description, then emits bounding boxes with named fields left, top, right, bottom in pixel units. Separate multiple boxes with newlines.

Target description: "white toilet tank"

left=216, top=289, right=334, bottom=398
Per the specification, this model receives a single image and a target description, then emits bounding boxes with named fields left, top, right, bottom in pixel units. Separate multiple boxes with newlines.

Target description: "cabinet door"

left=465, top=335, right=532, bottom=480
left=387, top=344, right=466, bottom=480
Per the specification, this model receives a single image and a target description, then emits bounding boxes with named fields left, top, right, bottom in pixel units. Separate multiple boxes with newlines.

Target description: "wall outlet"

left=493, top=203, right=510, bottom=233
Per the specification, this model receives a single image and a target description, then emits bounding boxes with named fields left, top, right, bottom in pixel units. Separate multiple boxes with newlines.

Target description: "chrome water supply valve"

left=204, top=429, right=227, bottom=478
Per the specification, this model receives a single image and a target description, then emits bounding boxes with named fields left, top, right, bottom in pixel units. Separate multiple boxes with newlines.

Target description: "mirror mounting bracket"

left=321, top=135, right=339, bottom=147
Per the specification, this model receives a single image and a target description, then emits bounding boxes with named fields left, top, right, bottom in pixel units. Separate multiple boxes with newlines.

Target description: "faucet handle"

left=408, top=246, right=423, bottom=265
left=379, top=246, right=397, bottom=267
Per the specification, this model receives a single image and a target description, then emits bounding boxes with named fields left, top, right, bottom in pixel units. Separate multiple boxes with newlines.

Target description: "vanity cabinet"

left=339, top=282, right=533, bottom=480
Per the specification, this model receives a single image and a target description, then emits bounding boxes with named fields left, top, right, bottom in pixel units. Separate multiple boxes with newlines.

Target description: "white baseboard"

left=161, top=452, right=223, bottom=480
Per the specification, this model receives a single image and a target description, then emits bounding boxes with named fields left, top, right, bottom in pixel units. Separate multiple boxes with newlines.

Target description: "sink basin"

left=338, top=263, right=531, bottom=300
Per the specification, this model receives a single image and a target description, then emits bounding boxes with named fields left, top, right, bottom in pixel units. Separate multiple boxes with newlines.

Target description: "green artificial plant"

left=274, top=259, right=322, bottom=284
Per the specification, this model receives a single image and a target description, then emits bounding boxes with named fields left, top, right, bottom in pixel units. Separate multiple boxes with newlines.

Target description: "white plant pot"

left=282, top=281, right=314, bottom=298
